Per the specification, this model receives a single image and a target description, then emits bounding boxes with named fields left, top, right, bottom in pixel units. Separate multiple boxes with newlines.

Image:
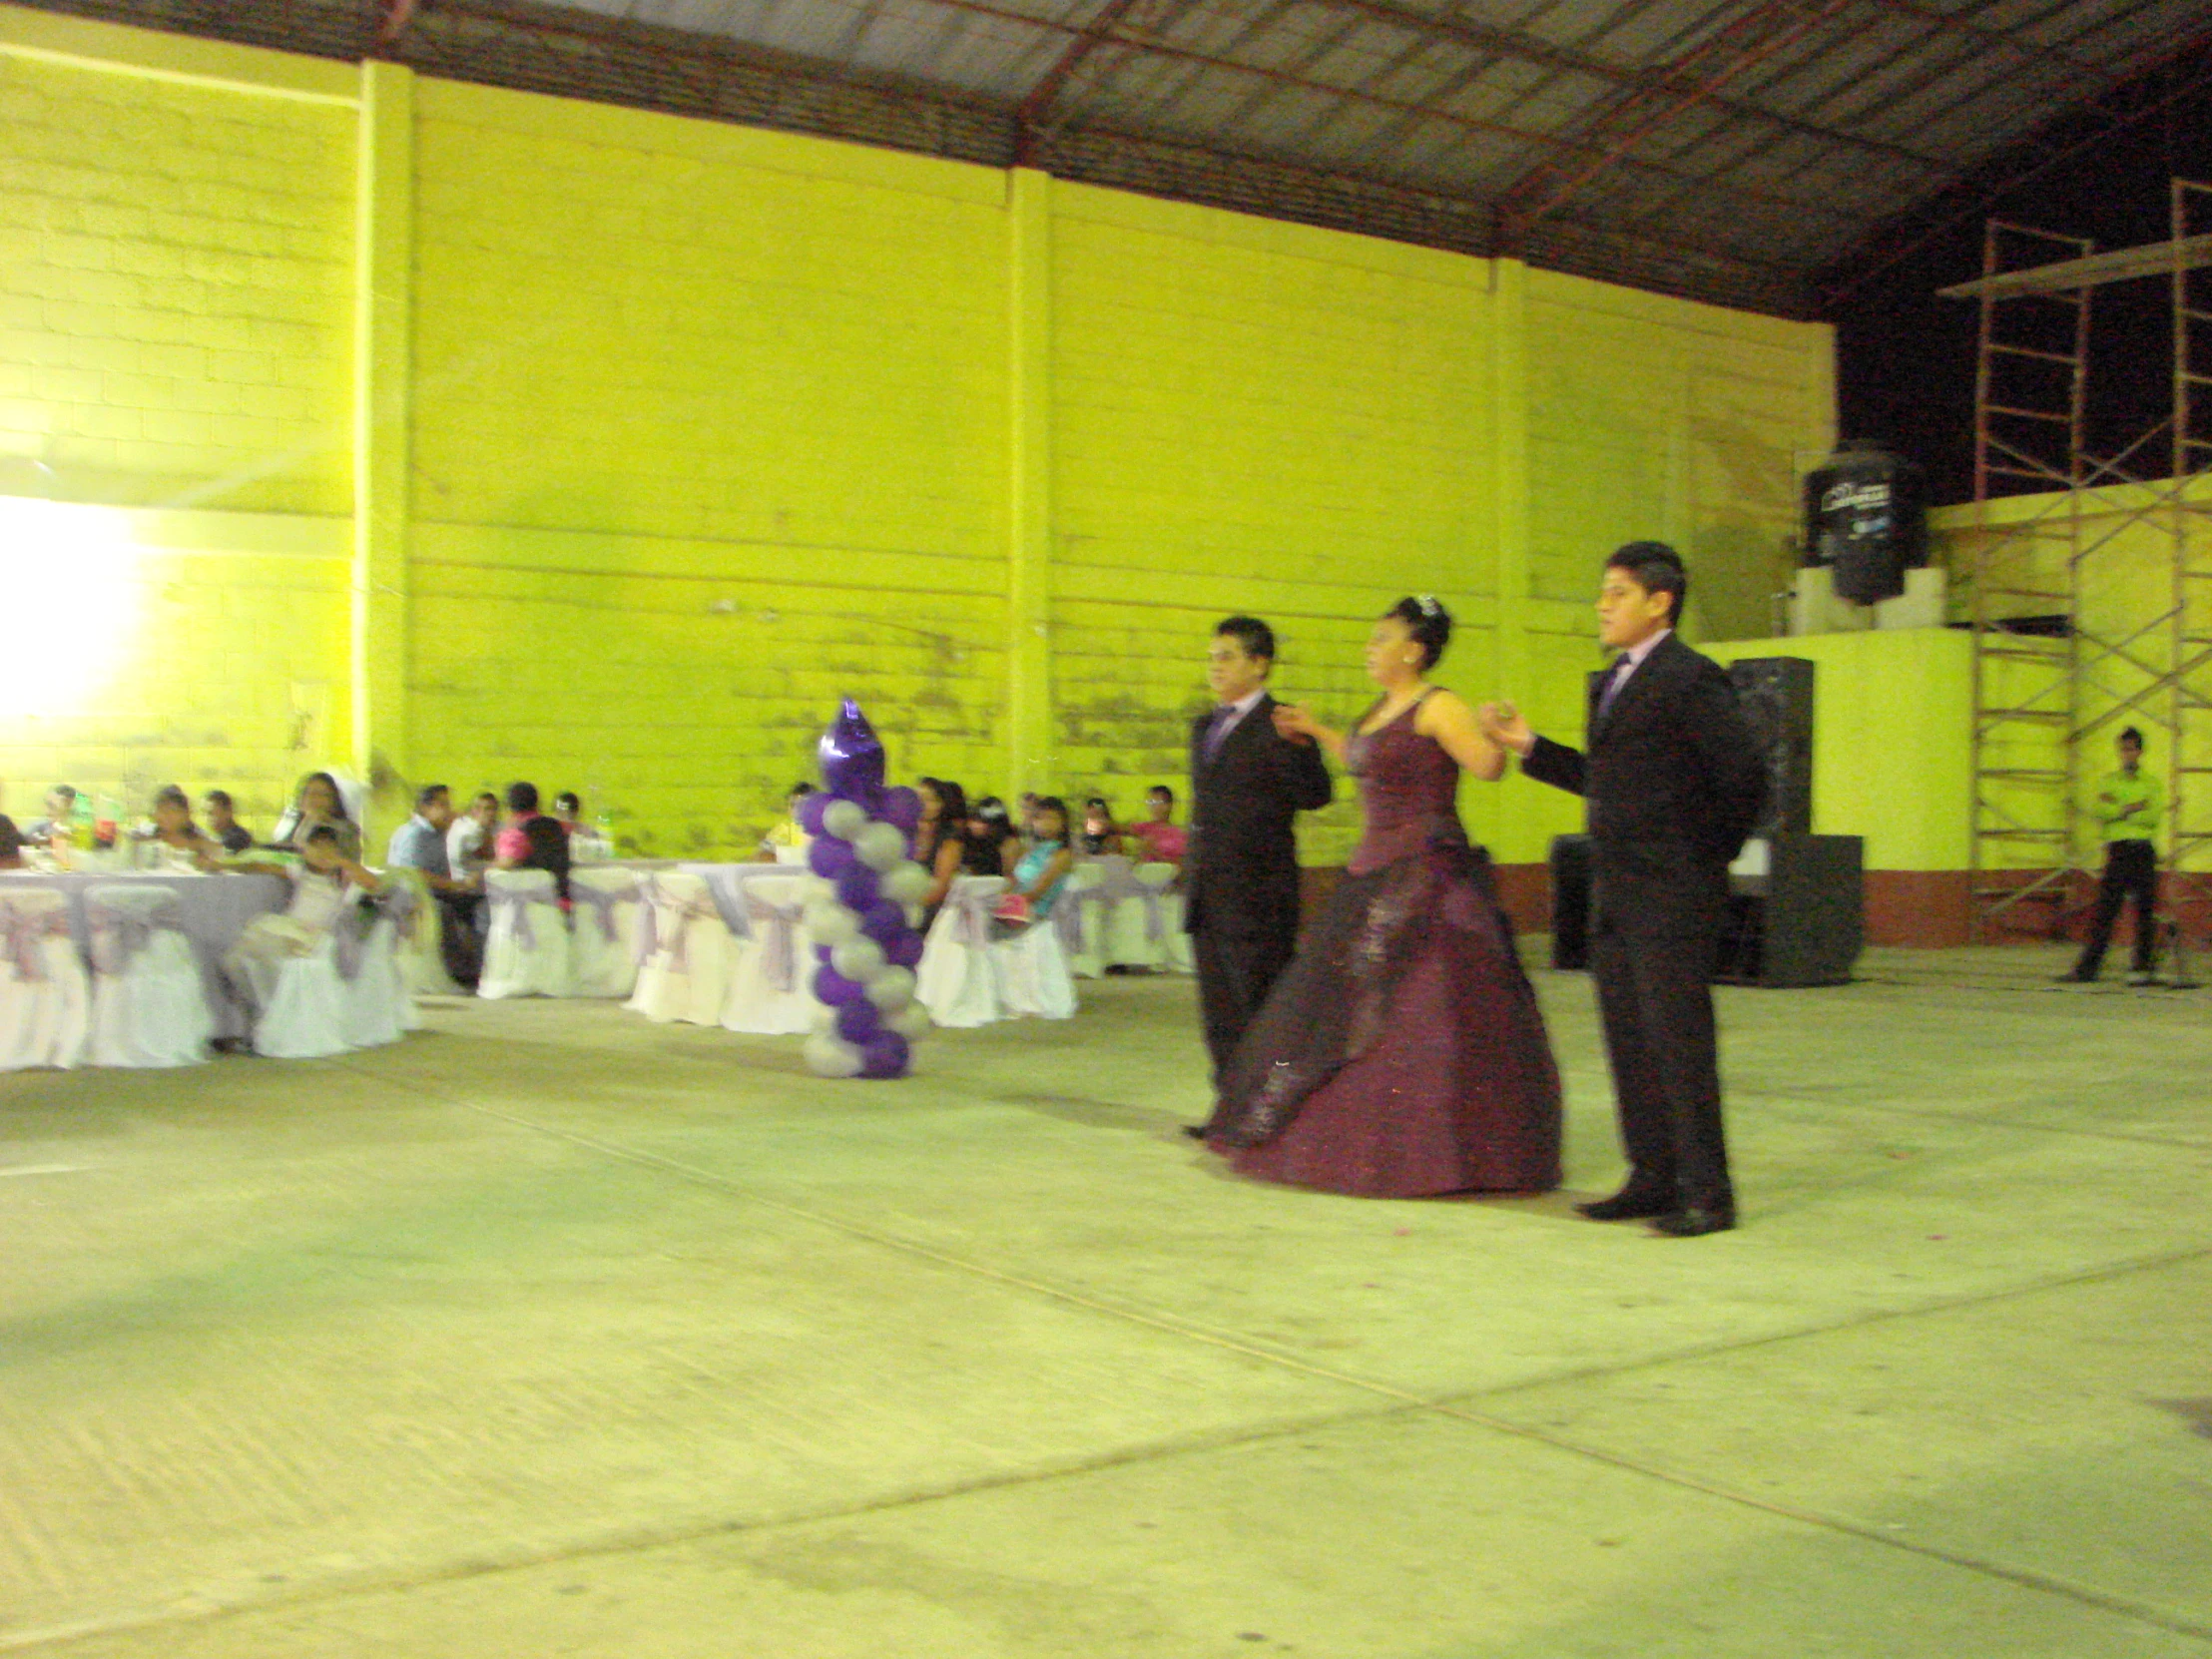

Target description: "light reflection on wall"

left=0, top=497, right=148, bottom=722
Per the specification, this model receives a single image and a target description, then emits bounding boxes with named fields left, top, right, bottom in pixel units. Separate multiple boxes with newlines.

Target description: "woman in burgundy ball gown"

left=1201, top=596, right=1563, bottom=1199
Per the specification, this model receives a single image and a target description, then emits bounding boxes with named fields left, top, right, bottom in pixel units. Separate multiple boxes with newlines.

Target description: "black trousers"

left=2076, top=839, right=2158, bottom=977
left=435, top=890, right=484, bottom=987
left=1590, top=927, right=1732, bottom=1209
left=1193, top=922, right=1299, bottom=1091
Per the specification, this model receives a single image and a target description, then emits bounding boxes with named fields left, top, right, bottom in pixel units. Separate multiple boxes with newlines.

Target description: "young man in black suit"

left=1481, top=544, right=1767, bottom=1237
left=1183, top=616, right=1335, bottom=1123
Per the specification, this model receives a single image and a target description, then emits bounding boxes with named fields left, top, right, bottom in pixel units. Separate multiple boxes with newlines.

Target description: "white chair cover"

left=1102, top=860, right=1181, bottom=972
left=1064, top=861, right=1110, bottom=979
left=0, top=888, right=90, bottom=1071
left=915, top=876, right=1004, bottom=1028
left=567, top=866, right=646, bottom=999
left=85, top=883, right=214, bottom=1068
left=991, top=907, right=1078, bottom=1020
left=385, top=866, right=460, bottom=997
left=229, top=913, right=348, bottom=1060
left=626, top=869, right=734, bottom=1025
left=479, top=868, right=570, bottom=1000
left=723, top=873, right=815, bottom=1034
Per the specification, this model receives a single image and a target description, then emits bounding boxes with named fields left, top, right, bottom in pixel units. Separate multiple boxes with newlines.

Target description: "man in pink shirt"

left=1126, top=785, right=1188, bottom=865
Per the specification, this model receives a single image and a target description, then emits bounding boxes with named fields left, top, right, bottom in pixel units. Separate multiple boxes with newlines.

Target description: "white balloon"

left=904, top=902, right=925, bottom=930
left=863, top=966, right=915, bottom=1011
left=804, top=897, right=859, bottom=945
left=830, top=936, right=885, bottom=982
left=880, top=861, right=930, bottom=904
left=854, top=821, right=907, bottom=871
left=822, top=800, right=867, bottom=841
left=888, top=1001, right=932, bottom=1042
left=804, top=1032, right=864, bottom=1077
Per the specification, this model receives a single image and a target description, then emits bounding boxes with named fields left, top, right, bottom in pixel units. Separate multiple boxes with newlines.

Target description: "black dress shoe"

left=1575, top=1189, right=1676, bottom=1222
left=1647, top=1205, right=1736, bottom=1238
left=1182, top=1124, right=1212, bottom=1141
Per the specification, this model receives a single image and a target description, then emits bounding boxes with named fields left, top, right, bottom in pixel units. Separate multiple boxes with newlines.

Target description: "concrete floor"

left=2, top=946, right=2208, bottom=1658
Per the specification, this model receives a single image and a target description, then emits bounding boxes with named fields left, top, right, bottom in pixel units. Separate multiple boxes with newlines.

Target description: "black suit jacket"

left=1184, top=693, right=1334, bottom=940
left=1522, top=634, right=1767, bottom=939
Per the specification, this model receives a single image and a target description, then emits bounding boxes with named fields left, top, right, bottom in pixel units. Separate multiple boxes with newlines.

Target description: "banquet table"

left=0, top=869, right=287, bottom=1039
left=675, top=861, right=814, bottom=939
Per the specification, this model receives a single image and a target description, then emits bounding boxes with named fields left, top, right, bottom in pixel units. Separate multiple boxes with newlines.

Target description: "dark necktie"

left=1203, top=703, right=1240, bottom=760
left=1595, top=656, right=1632, bottom=721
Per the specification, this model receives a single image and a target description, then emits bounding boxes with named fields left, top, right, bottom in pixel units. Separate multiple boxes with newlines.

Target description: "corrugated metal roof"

left=16, top=0, right=2212, bottom=315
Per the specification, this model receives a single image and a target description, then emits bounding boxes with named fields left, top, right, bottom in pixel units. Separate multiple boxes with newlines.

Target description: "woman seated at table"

left=1078, top=797, right=1123, bottom=856
left=0, top=815, right=24, bottom=871
left=140, top=785, right=226, bottom=870
left=221, top=825, right=382, bottom=1019
left=964, top=797, right=1020, bottom=877
left=270, top=771, right=363, bottom=862
left=913, top=778, right=973, bottom=923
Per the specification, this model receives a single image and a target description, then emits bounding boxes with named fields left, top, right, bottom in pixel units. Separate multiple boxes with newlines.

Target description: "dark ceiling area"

left=14, top=0, right=2212, bottom=323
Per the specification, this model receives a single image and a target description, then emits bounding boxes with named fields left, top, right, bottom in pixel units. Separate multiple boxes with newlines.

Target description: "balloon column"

left=800, top=699, right=933, bottom=1078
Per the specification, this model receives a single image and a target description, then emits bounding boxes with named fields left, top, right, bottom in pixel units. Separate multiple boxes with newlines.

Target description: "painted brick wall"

left=0, top=52, right=353, bottom=513
left=405, top=82, right=1013, bottom=856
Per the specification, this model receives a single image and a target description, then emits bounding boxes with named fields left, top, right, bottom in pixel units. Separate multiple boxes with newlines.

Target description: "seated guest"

left=1078, top=797, right=1123, bottom=856
left=553, top=792, right=584, bottom=835
left=965, top=797, right=1019, bottom=876
left=22, top=785, right=77, bottom=843
left=221, top=825, right=382, bottom=1023
left=1003, top=796, right=1074, bottom=920
left=914, top=779, right=971, bottom=919
left=202, top=790, right=256, bottom=854
left=0, top=815, right=23, bottom=870
left=494, top=781, right=571, bottom=900
left=142, top=785, right=224, bottom=869
left=448, top=791, right=499, bottom=881
left=387, top=783, right=483, bottom=988
left=759, top=781, right=815, bottom=861
left=1126, top=785, right=1188, bottom=866
left=271, top=771, right=363, bottom=862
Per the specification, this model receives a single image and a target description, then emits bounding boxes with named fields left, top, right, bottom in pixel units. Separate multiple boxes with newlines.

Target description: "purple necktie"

left=1595, top=656, right=1632, bottom=720
left=1204, top=704, right=1239, bottom=760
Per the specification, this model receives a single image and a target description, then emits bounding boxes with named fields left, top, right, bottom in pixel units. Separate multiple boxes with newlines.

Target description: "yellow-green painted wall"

left=0, top=9, right=1836, bottom=864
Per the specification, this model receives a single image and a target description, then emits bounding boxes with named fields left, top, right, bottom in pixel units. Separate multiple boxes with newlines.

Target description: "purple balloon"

left=859, top=898, right=905, bottom=942
left=798, top=791, right=830, bottom=837
left=813, top=964, right=866, bottom=1006
left=819, top=698, right=886, bottom=803
left=881, top=787, right=923, bottom=834
left=808, top=834, right=855, bottom=880
left=883, top=931, right=924, bottom=970
left=836, top=1001, right=883, bottom=1044
left=859, top=1030, right=910, bottom=1079
left=834, top=864, right=879, bottom=911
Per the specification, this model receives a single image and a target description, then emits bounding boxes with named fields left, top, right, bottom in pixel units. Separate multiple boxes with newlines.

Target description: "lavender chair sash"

left=741, top=886, right=808, bottom=992
left=332, top=882, right=415, bottom=981
left=487, top=878, right=559, bottom=953
left=2, top=901, right=74, bottom=981
left=944, top=880, right=1002, bottom=949
left=569, top=876, right=640, bottom=944
left=1047, top=881, right=1084, bottom=955
left=84, top=888, right=187, bottom=976
left=647, top=879, right=724, bottom=974
left=1112, top=867, right=1170, bottom=943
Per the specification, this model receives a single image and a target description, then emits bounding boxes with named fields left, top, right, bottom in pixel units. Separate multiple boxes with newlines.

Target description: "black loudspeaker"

left=1728, top=656, right=1814, bottom=838
left=1549, top=834, right=1594, bottom=970
left=1716, top=833, right=1864, bottom=987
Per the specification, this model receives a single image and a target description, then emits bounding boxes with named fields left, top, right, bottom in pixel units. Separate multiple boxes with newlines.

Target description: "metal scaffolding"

left=1943, top=179, right=2212, bottom=949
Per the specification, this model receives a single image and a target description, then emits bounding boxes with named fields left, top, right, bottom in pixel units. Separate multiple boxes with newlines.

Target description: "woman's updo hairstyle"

left=1384, top=594, right=1452, bottom=670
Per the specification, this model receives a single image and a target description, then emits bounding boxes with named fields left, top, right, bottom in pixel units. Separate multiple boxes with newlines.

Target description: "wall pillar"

left=1004, top=168, right=1055, bottom=802
left=352, top=60, right=413, bottom=840
left=1485, top=258, right=1540, bottom=865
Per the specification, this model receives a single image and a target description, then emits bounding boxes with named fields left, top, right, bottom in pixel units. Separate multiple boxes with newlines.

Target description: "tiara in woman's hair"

left=1415, top=594, right=1441, bottom=618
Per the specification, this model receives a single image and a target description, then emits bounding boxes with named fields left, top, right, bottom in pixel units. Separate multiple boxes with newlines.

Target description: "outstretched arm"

left=1480, top=700, right=1586, bottom=796
left=1270, top=705, right=1338, bottom=808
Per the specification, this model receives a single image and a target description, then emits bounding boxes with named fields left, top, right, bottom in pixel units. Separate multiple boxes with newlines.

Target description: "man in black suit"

left=1481, top=544, right=1767, bottom=1237
left=1183, top=616, right=1335, bottom=1119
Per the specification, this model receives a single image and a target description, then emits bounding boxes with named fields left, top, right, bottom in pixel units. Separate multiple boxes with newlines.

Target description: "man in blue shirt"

left=387, top=784, right=482, bottom=987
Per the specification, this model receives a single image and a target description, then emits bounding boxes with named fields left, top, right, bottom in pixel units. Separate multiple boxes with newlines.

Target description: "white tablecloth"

left=0, top=870, right=287, bottom=1039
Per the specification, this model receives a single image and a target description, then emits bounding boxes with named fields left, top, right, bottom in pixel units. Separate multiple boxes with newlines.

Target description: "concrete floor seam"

left=1734, top=1087, right=2212, bottom=1152
left=321, top=1061, right=2212, bottom=1651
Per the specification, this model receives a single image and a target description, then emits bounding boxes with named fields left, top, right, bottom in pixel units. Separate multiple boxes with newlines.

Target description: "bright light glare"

left=0, top=498, right=147, bottom=721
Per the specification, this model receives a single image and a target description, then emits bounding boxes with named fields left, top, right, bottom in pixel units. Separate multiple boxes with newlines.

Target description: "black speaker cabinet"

left=1727, top=656, right=1815, bottom=838
left=1716, top=833, right=1864, bottom=987
left=1549, top=834, right=1594, bottom=970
